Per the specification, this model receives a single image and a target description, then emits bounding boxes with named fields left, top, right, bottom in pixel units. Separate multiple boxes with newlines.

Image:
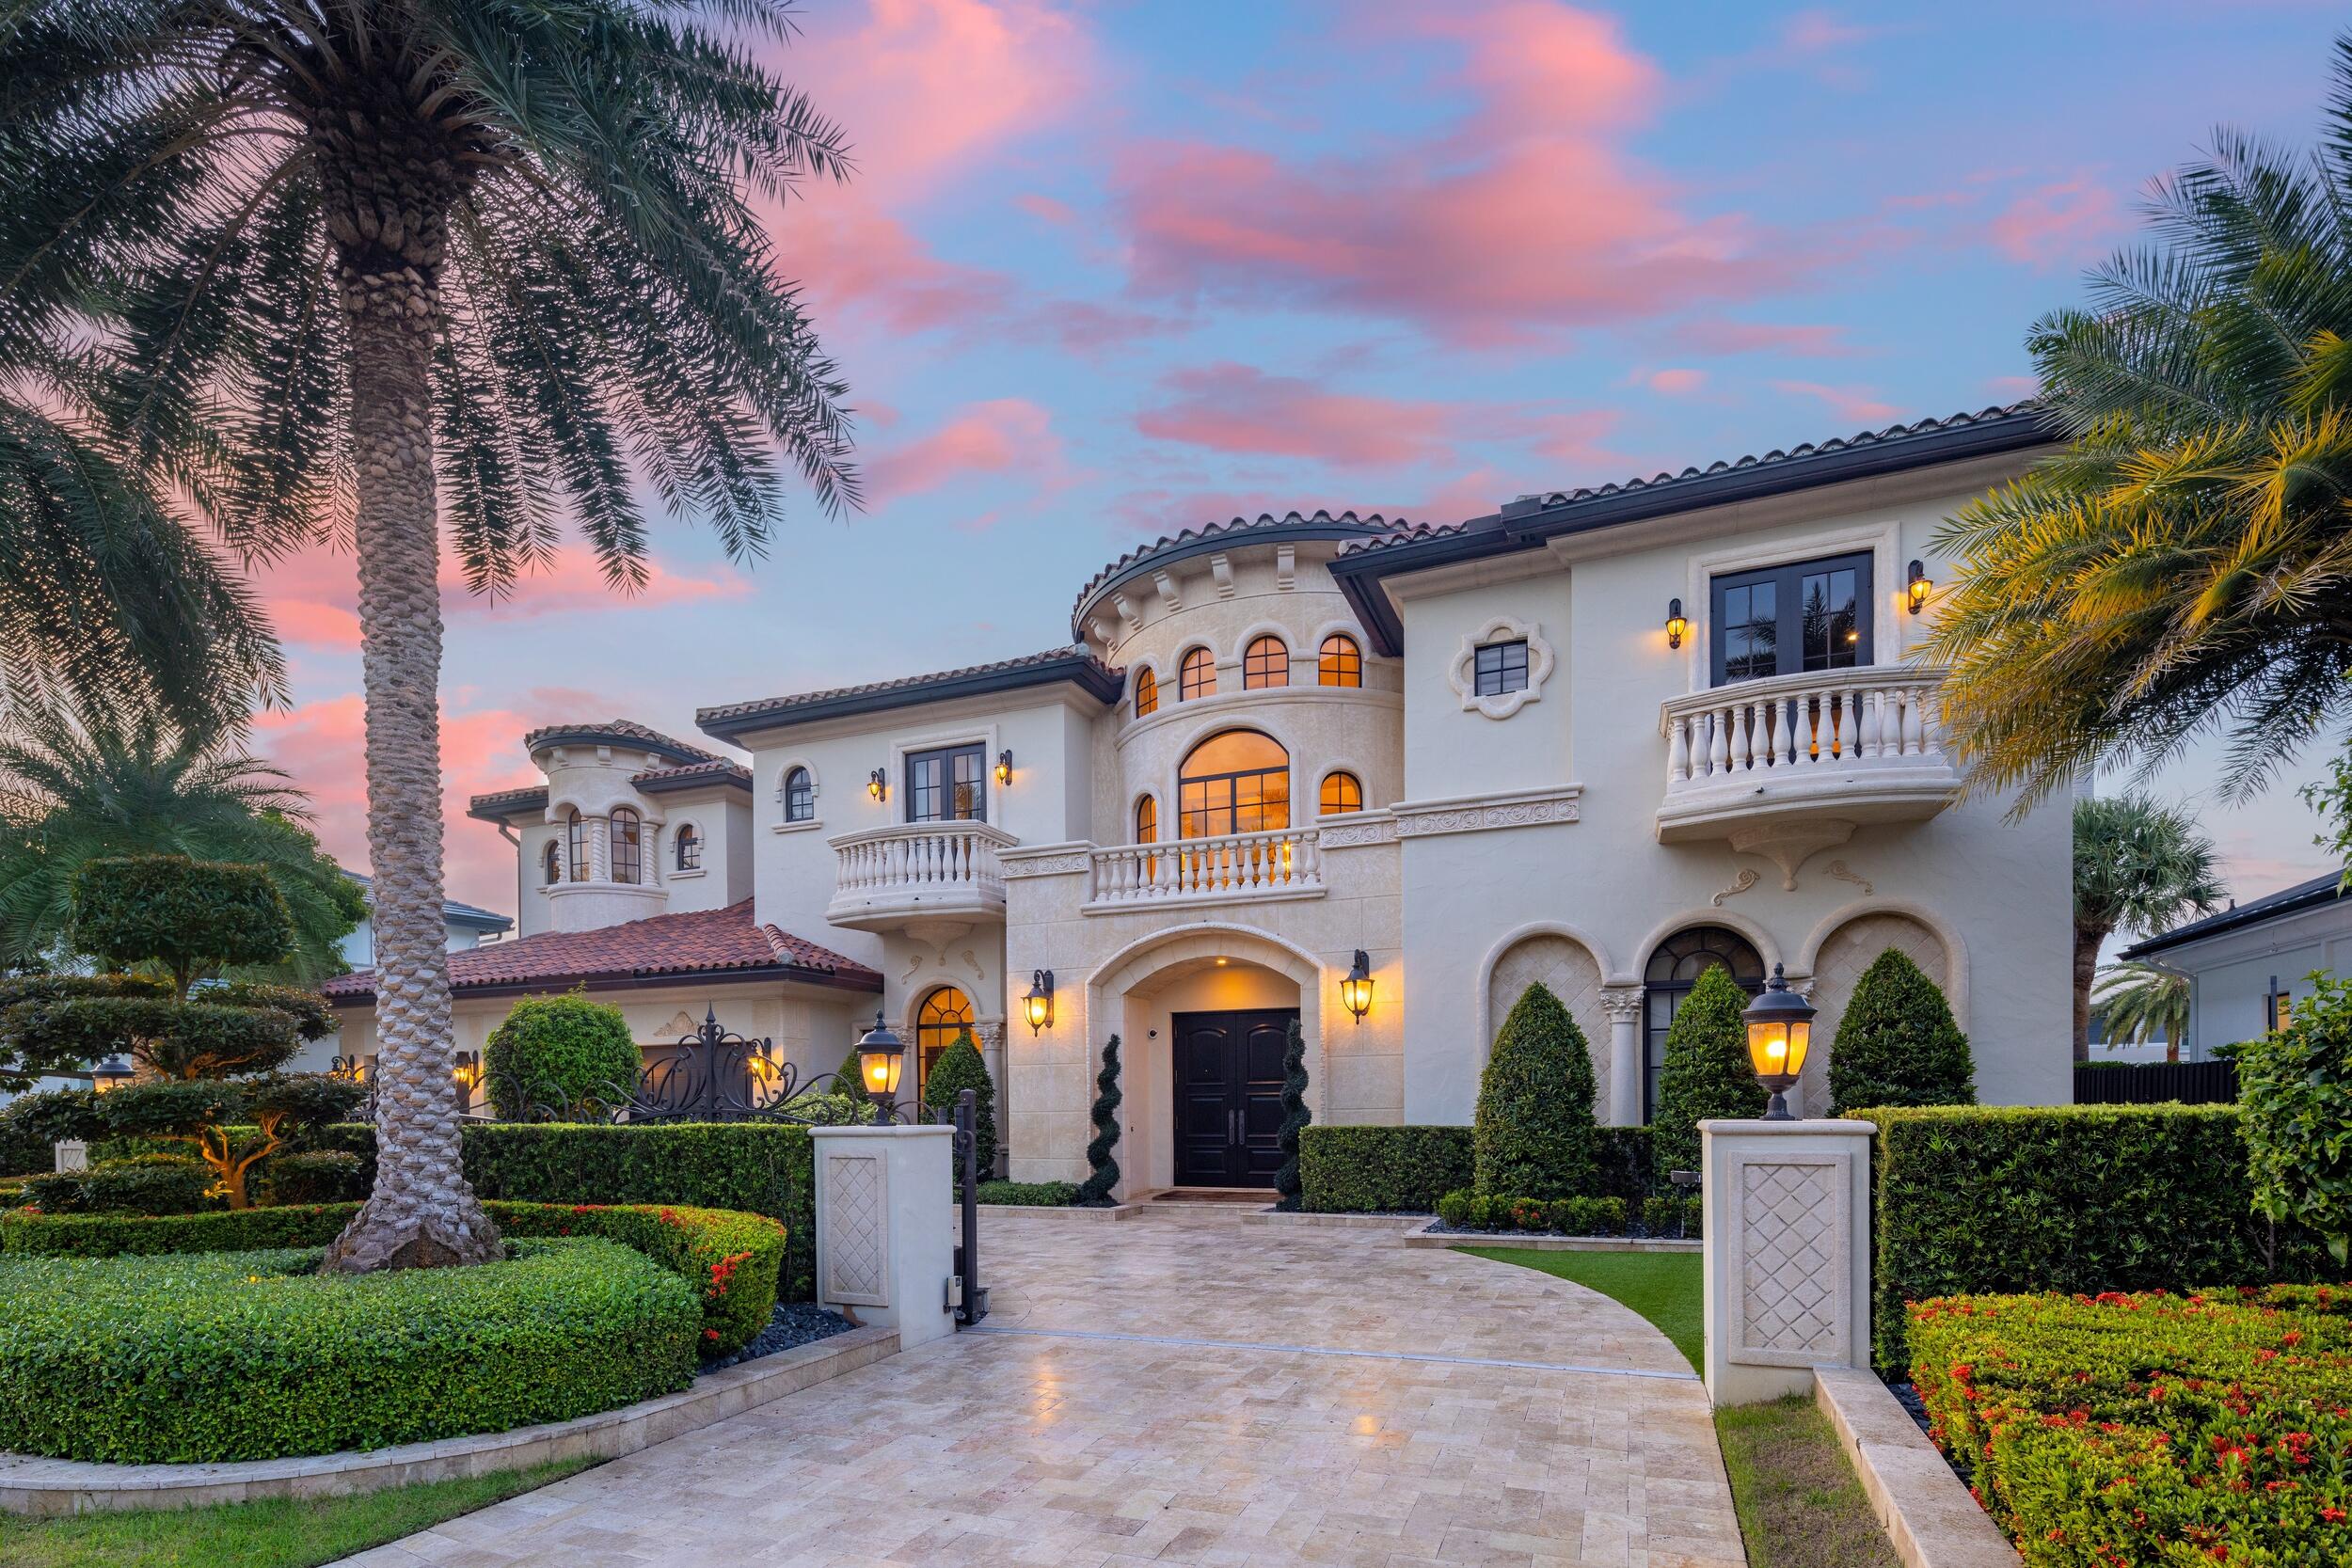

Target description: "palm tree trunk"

left=321, top=261, right=501, bottom=1272
left=2071, top=923, right=2106, bottom=1064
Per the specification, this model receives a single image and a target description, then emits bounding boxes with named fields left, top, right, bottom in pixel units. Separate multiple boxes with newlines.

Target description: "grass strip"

left=1715, top=1396, right=1898, bottom=1568
left=1459, top=1245, right=1703, bottom=1370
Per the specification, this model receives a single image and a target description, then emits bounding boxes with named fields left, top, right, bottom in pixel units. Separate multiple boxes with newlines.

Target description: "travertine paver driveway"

left=343, top=1211, right=1742, bottom=1568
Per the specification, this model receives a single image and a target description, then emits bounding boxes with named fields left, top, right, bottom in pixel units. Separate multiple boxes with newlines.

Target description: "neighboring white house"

left=325, top=404, right=2076, bottom=1193
left=2119, top=869, right=2351, bottom=1061
left=336, top=870, right=514, bottom=969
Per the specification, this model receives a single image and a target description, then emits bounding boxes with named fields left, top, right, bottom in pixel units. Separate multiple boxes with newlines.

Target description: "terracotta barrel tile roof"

left=521, top=720, right=723, bottom=766
left=322, top=900, right=879, bottom=1002
left=698, top=646, right=1123, bottom=739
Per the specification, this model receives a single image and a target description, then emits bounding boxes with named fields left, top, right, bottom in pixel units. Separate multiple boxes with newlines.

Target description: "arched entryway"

left=914, top=984, right=975, bottom=1097
left=1642, top=926, right=1766, bottom=1120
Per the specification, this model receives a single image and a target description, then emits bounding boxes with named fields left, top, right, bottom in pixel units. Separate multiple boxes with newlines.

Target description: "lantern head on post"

left=90, top=1054, right=133, bottom=1092
left=855, top=1011, right=905, bottom=1124
left=1024, top=969, right=1055, bottom=1034
left=1341, top=949, right=1374, bottom=1022
left=1664, top=597, right=1690, bottom=650
left=1741, top=964, right=1815, bottom=1119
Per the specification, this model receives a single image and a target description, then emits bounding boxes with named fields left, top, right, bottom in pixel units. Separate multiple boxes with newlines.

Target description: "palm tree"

left=2090, top=960, right=2194, bottom=1062
left=2072, top=796, right=2225, bottom=1061
left=0, top=2, right=857, bottom=1270
left=1925, top=36, right=2352, bottom=811
left=0, top=695, right=366, bottom=984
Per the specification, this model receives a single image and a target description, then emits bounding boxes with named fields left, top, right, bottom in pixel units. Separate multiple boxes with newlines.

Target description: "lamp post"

left=90, top=1054, right=133, bottom=1092
left=1741, top=964, right=1816, bottom=1120
left=855, top=1011, right=906, bottom=1126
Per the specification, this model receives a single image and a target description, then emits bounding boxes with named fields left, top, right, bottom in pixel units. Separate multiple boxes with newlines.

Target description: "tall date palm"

left=0, top=0, right=858, bottom=1269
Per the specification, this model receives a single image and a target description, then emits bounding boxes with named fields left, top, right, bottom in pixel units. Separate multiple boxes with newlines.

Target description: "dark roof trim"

left=2120, top=870, right=2349, bottom=960
left=1071, top=513, right=1396, bottom=641
left=1330, top=404, right=2058, bottom=657
left=632, top=765, right=753, bottom=797
left=465, top=786, right=548, bottom=824
left=698, top=651, right=1123, bottom=741
left=326, top=959, right=883, bottom=1006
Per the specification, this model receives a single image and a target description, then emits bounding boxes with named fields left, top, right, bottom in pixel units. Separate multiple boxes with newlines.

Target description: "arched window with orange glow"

left=1179, top=645, right=1216, bottom=700
left=1133, top=667, right=1158, bottom=719
left=1177, top=730, right=1289, bottom=837
left=1318, top=634, right=1362, bottom=687
left=1243, top=635, right=1289, bottom=689
left=1319, top=770, right=1363, bottom=815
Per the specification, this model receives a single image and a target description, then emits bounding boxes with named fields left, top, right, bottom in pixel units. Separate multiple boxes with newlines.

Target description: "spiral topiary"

left=1075, top=1035, right=1122, bottom=1205
left=1273, top=1019, right=1311, bottom=1211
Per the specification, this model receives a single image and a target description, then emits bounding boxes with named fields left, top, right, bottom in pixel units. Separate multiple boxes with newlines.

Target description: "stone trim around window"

left=1447, top=616, right=1555, bottom=720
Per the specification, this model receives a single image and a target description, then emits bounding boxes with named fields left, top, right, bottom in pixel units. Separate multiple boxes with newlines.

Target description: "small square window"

left=1472, top=639, right=1529, bottom=697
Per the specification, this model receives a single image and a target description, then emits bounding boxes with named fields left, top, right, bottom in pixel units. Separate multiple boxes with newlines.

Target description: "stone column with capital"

left=1600, top=987, right=1645, bottom=1126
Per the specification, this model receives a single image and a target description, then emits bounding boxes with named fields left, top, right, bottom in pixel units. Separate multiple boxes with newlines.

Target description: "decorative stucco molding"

left=998, top=847, right=1093, bottom=880
left=1823, top=860, right=1874, bottom=896
left=1599, top=987, right=1645, bottom=1024
left=1391, top=784, right=1581, bottom=838
left=819, top=1152, right=887, bottom=1307
left=1315, top=811, right=1399, bottom=848
left=1711, top=867, right=1760, bottom=908
left=1446, top=615, right=1556, bottom=720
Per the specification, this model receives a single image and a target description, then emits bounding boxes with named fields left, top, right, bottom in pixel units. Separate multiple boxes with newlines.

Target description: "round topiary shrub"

left=1826, top=947, right=1976, bottom=1114
left=0, top=1239, right=700, bottom=1463
left=484, top=990, right=642, bottom=1120
left=1651, top=963, right=1766, bottom=1180
left=1473, top=983, right=1597, bottom=1198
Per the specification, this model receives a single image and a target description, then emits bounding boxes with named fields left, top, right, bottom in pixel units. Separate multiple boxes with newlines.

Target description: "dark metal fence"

left=2073, top=1059, right=2239, bottom=1105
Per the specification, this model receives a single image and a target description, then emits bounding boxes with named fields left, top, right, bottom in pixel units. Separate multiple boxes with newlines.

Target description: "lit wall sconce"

left=1025, top=969, right=1056, bottom=1034
left=1906, top=559, right=1932, bottom=615
left=867, top=768, right=887, bottom=801
left=855, top=1010, right=905, bottom=1125
left=1664, top=597, right=1689, bottom=650
left=1741, top=965, right=1815, bottom=1120
left=995, top=749, right=1013, bottom=786
left=1341, top=949, right=1374, bottom=1023
left=453, top=1049, right=483, bottom=1095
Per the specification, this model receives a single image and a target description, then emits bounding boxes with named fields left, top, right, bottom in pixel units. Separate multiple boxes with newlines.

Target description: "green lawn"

left=1460, top=1245, right=1703, bottom=1370
left=0, top=1458, right=595, bottom=1568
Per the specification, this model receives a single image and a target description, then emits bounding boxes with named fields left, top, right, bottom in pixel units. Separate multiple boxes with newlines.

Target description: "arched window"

left=542, top=839, right=563, bottom=886
left=782, top=766, right=814, bottom=823
left=1641, top=927, right=1767, bottom=1121
left=1243, top=634, right=1289, bottom=689
left=1133, top=668, right=1158, bottom=720
left=1179, top=646, right=1216, bottom=701
left=675, top=823, right=701, bottom=872
left=565, top=808, right=589, bottom=882
left=915, top=986, right=974, bottom=1095
left=1318, top=633, right=1362, bottom=688
left=1135, top=796, right=1157, bottom=844
left=1178, top=729, right=1289, bottom=837
left=609, top=808, right=643, bottom=885
left=1319, top=770, right=1363, bottom=815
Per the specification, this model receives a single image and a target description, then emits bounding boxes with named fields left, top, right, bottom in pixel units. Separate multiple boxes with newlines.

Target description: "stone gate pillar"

left=1700, top=1117, right=1874, bottom=1405
left=811, top=1123, right=957, bottom=1351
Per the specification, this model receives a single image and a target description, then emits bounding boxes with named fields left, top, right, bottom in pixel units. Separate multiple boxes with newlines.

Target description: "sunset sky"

left=247, top=0, right=2349, bottom=917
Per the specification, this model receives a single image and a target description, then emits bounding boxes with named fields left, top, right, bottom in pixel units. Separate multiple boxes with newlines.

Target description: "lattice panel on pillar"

left=822, top=1152, right=888, bottom=1306
left=1739, top=1162, right=1841, bottom=1355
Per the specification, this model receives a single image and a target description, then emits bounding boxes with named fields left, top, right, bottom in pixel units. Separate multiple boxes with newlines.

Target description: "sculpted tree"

left=1076, top=1036, right=1122, bottom=1206
left=0, top=2, right=856, bottom=1267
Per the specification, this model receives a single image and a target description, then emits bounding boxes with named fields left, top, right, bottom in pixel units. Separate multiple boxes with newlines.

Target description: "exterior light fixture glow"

left=1741, top=964, right=1816, bottom=1120
left=1024, top=969, right=1056, bottom=1034
left=1906, top=559, right=1932, bottom=615
left=995, top=749, right=1013, bottom=786
left=1664, top=597, right=1689, bottom=650
left=854, top=1010, right=906, bottom=1124
left=867, top=768, right=887, bottom=801
left=1341, top=949, right=1375, bottom=1023
left=90, top=1054, right=133, bottom=1092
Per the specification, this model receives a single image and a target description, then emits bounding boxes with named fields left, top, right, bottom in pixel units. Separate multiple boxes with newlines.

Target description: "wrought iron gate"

left=949, top=1086, right=988, bottom=1327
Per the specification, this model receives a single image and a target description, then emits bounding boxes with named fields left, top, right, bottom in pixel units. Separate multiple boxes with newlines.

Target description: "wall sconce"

left=995, top=749, right=1013, bottom=786
left=1024, top=969, right=1056, bottom=1034
left=1906, top=559, right=1932, bottom=615
left=453, top=1049, right=483, bottom=1095
left=1741, top=965, right=1816, bottom=1120
left=855, top=1011, right=905, bottom=1124
left=1664, top=597, right=1689, bottom=650
left=867, top=768, right=887, bottom=801
left=1341, top=949, right=1374, bottom=1023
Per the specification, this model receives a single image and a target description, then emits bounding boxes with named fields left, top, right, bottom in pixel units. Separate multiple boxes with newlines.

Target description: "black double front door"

left=1172, top=1008, right=1294, bottom=1188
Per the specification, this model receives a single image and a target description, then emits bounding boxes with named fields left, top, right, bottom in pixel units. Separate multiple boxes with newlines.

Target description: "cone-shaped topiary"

left=921, top=1027, right=998, bottom=1180
left=1827, top=948, right=1976, bottom=1114
left=1651, top=963, right=1766, bottom=1180
left=1075, top=1035, right=1122, bottom=1205
left=1273, top=1019, right=1312, bottom=1211
left=1473, top=982, right=1598, bottom=1198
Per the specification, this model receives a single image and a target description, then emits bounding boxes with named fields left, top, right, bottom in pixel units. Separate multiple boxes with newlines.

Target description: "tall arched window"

left=782, top=766, right=814, bottom=823
left=915, top=986, right=975, bottom=1095
left=609, top=808, right=643, bottom=885
left=1179, top=645, right=1216, bottom=701
left=1641, top=927, right=1766, bottom=1121
left=1318, top=633, right=1362, bottom=688
left=1319, top=770, right=1363, bottom=815
left=1135, top=796, right=1157, bottom=843
left=542, top=840, right=563, bottom=886
left=1133, top=667, right=1158, bottom=720
left=675, top=823, right=701, bottom=871
left=1178, top=730, right=1289, bottom=837
left=565, top=808, right=589, bottom=882
left=1243, top=634, right=1289, bottom=689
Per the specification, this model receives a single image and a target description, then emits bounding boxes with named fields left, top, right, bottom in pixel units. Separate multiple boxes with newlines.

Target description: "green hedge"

left=0, top=1239, right=696, bottom=1464
left=23, top=1154, right=212, bottom=1214
left=1298, top=1125, right=1472, bottom=1212
left=1861, top=1103, right=2331, bottom=1371
left=0, top=1198, right=783, bottom=1355
left=1909, top=1285, right=2352, bottom=1565
left=975, top=1180, right=1077, bottom=1207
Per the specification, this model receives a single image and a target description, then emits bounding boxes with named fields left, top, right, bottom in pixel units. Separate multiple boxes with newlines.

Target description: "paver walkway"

left=344, top=1211, right=1742, bottom=1568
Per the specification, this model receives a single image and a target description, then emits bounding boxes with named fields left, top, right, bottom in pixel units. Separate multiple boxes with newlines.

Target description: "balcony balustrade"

left=1084, top=825, right=1325, bottom=912
left=826, top=821, right=1017, bottom=935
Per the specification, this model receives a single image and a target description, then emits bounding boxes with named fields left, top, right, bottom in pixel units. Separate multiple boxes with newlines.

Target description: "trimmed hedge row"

left=0, top=1239, right=698, bottom=1464
left=0, top=1199, right=785, bottom=1356
left=976, top=1180, right=1078, bottom=1207
left=1297, top=1123, right=1656, bottom=1213
left=24, top=1154, right=213, bottom=1214
left=1861, top=1103, right=2332, bottom=1371
left=1908, top=1285, right=2352, bottom=1566
left=1435, top=1190, right=1701, bottom=1240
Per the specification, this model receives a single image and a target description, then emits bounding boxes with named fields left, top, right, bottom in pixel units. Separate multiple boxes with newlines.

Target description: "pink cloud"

left=780, top=201, right=1015, bottom=333
left=1989, top=177, right=2124, bottom=267
left=1017, top=192, right=1079, bottom=227
left=1135, top=364, right=1454, bottom=466
left=1770, top=380, right=1900, bottom=426
left=1644, top=368, right=1708, bottom=395
left=1666, top=318, right=1858, bottom=357
left=1112, top=3, right=1803, bottom=345
left=1985, top=373, right=2042, bottom=401
left=864, top=398, right=1063, bottom=504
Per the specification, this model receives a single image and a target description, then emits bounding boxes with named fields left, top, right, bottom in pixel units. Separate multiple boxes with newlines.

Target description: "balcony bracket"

left=1726, top=818, right=1856, bottom=891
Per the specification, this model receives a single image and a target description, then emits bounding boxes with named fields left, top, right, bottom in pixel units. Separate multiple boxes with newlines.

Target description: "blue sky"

left=247, top=0, right=2349, bottom=911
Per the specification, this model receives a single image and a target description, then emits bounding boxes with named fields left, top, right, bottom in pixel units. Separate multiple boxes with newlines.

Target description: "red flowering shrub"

left=1910, top=1286, right=2352, bottom=1565
left=490, top=1202, right=783, bottom=1355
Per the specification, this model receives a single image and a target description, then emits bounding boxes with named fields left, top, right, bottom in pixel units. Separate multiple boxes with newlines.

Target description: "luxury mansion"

left=318, top=404, right=2074, bottom=1191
